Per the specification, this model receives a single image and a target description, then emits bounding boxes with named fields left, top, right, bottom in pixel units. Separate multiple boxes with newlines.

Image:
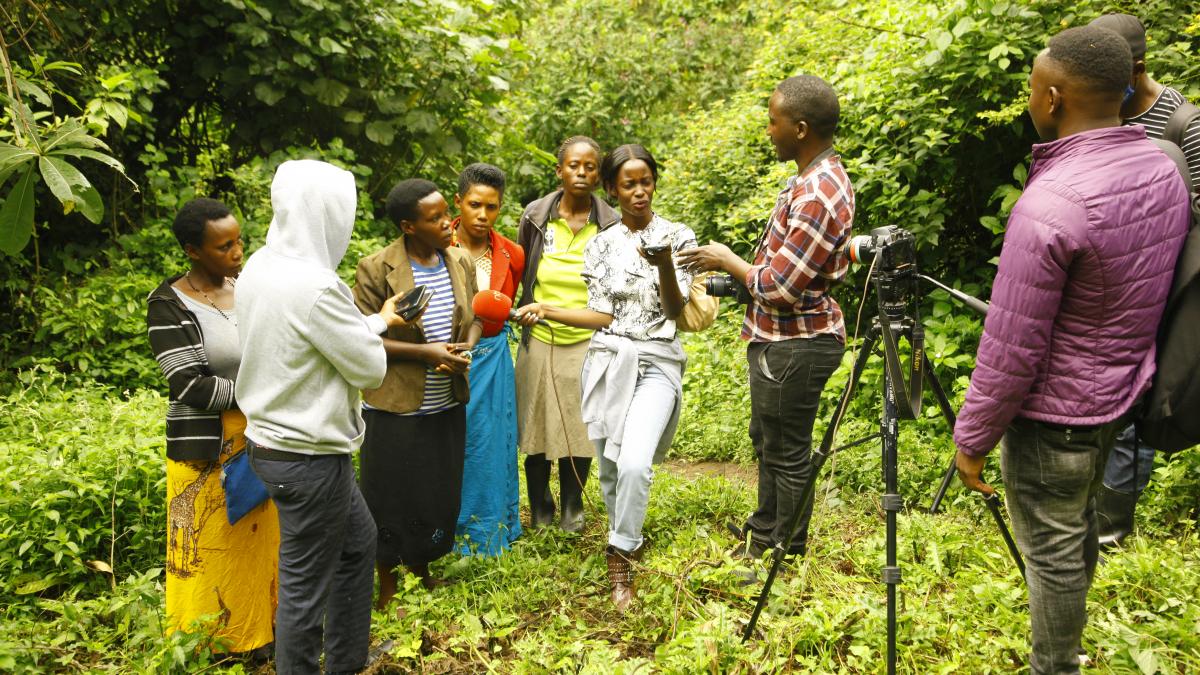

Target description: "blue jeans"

left=1101, top=423, right=1155, bottom=494
left=249, top=442, right=377, bottom=674
left=592, top=363, right=677, bottom=552
left=1000, top=417, right=1123, bottom=675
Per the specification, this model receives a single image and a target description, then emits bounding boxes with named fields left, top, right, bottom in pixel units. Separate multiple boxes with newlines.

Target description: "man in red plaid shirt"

left=678, top=75, right=854, bottom=559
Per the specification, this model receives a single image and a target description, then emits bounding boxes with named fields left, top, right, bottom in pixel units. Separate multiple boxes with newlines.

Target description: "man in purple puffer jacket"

left=953, top=26, right=1189, bottom=675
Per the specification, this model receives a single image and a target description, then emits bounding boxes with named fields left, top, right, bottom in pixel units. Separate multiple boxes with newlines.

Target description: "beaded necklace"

left=185, top=271, right=236, bottom=323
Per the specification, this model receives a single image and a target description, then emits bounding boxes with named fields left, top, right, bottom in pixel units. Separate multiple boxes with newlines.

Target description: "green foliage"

left=0, top=65, right=133, bottom=254
left=0, top=567, right=234, bottom=674
left=10, top=0, right=524, bottom=172
left=675, top=310, right=753, bottom=462
left=2, top=0, right=1200, bottom=669
left=659, top=0, right=1198, bottom=286
left=0, top=138, right=399, bottom=389
left=491, top=0, right=756, bottom=202
left=1, top=354, right=1199, bottom=670
left=0, top=374, right=166, bottom=604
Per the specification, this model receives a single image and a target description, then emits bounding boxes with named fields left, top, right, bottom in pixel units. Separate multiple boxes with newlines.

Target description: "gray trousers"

left=594, top=363, right=677, bottom=552
left=1000, top=417, right=1123, bottom=675
left=250, top=443, right=377, bottom=674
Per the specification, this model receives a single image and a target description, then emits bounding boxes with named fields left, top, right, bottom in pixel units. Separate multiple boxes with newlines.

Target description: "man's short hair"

left=386, top=179, right=439, bottom=226
left=457, top=162, right=506, bottom=197
left=775, top=75, right=840, bottom=139
left=1088, top=14, right=1146, bottom=61
left=172, top=197, right=231, bottom=249
left=1045, top=26, right=1132, bottom=96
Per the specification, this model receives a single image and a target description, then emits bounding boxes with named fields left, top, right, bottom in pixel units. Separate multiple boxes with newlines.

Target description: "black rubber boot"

left=558, top=457, right=591, bottom=533
left=1097, top=484, right=1138, bottom=550
left=524, top=454, right=555, bottom=529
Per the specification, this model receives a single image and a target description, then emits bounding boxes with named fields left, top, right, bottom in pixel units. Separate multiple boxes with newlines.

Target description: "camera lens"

left=705, top=275, right=730, bottom=296
left=848, top=235, right=875, bottom=264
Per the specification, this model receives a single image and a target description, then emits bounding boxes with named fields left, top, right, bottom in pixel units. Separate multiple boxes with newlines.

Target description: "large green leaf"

left=365, top=121, right=395, bottom=145
left=0, top=168, right=38, bottom=255
left=48, top=147, right=127, bottom=175
left=38, top=156, right=79, bottom=211
left=39, top=156, right=101, bottom=222
left=75, top=184, right=104, bottom=224
left=2, top=100, right=39, bottom=151
left=39, top=121, right=89, bottom=153
left=0, top=144, right=38, bottom=175
left=312, top=78, right=350, bottom=106
left=101, top=101, right=129, bottom=129
left=41, top=121, right=111, bottom=154
left=14, top=79, right=52, bottom=107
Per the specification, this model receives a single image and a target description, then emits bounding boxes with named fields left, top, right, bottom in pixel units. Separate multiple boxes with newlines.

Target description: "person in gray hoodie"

left=235, top=159, right=412, bottom=674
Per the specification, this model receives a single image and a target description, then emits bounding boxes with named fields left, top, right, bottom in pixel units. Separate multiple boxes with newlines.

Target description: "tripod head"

left=848, top=225, right=991, bottom=420
left=849, top=226, right=925, bottom=419
left=849, top=225, right=917, bottom=321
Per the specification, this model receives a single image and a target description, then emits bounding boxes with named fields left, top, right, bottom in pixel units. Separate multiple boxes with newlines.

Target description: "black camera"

left=847, top=225, right=917, bottom=319
left=705, top=274, right=752, bottom=304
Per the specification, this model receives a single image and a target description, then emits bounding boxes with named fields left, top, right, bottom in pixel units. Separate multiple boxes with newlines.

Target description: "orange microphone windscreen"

left=472, top=289, right=513, bottom=322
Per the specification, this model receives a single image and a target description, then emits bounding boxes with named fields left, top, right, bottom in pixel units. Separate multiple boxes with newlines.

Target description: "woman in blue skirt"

left=452, top=163, right=526, bottom=555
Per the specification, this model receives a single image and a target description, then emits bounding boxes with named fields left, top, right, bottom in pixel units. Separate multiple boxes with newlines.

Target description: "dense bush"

left=2, top=0, right=1199, bottom=670
left=659, top=0, right=1200, bottom=286
left=1, top=369, right=1196, bottom=671
left=492, top=0, right=756, bottom=203
left=0, top=375, right=166, bottom=602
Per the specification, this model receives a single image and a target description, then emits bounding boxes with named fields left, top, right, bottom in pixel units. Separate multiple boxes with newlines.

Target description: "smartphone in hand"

left=394, top=285, right=433, bottom=321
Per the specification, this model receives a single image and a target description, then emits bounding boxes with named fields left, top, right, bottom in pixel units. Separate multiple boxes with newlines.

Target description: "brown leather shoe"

left=605, top=545, right=637, bottom=612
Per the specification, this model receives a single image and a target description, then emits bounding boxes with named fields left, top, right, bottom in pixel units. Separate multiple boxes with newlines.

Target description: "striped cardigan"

left=147, top=276, right=237, bottom=462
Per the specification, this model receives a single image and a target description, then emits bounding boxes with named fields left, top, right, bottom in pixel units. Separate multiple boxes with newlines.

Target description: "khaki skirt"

left=515, top=337, right=594, bottom=460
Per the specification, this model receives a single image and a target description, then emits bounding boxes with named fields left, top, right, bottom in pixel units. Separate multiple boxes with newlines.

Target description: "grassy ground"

left=2, top=343, right=1198, bottom=672
left=360, top=462, right=1200, bottom=674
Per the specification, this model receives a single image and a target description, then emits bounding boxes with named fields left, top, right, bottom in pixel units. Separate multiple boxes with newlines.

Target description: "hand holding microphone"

left=472, top=290, right=547, bottom=326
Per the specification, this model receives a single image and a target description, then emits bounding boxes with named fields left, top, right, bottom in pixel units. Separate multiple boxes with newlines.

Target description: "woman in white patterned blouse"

left=516, top=144, right=696, bottom=611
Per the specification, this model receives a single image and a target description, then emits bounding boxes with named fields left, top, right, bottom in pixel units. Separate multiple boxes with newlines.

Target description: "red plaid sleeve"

left=746, top=195, right=844, bottom=308
left=740, top=156, right=854, bottom=343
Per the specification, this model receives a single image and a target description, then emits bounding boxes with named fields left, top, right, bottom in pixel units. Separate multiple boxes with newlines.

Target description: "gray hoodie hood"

left=265, top=159, right=357, bottom=271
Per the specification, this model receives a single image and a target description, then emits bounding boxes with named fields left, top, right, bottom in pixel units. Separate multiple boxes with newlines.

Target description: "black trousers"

left=360, top=406, right=466, bottom=568
left=744, top=335, right=844, bottom=554
left=249, top=445, right=376, bottom=674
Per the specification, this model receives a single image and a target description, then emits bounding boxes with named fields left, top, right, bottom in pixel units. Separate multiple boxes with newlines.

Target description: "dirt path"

left=661, top=459, right=756, bottom=485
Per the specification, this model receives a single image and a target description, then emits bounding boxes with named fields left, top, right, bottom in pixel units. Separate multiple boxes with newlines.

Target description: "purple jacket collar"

left=1028, top=124, right=1148, bottom=181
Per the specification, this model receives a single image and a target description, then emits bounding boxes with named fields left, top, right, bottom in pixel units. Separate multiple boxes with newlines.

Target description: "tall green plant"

left=0, top=55, right=132, bottom=255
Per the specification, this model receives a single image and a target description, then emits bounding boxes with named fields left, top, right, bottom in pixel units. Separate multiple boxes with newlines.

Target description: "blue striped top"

left=401, top=254, right=457, bottom=415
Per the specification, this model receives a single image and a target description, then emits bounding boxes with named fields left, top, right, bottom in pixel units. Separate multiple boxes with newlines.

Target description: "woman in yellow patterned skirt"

left=147, top=198, right=278, bottom=655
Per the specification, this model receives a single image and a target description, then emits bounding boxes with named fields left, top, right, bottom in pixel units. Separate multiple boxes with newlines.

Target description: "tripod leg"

left=920, top=357, right=1026, bottom=577
left=984, top=493, right=1026, bottom=578
left=742, top=328, right=878, bottom=642
left=882, top=369, right=901, bottom=675
left=930, top=456, right=959, bottom=515
left=923, top=356, right=960, bottom=514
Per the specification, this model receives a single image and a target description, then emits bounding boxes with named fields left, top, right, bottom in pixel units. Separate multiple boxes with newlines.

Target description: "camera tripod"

left=740, top=268, right=1025, bottom=674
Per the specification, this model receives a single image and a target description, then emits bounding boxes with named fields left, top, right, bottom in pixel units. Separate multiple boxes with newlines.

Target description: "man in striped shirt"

left=1087, top=13, right=1200, bottom=548
left=678, top=75, right=854, bottom=559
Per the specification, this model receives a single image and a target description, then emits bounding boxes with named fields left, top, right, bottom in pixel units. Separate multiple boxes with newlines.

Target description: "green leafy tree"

left=0, top=46, right=133, bottom=255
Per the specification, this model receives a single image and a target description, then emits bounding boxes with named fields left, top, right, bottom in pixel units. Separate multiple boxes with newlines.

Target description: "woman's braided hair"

left=555, top=135, right=602, bottom=165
